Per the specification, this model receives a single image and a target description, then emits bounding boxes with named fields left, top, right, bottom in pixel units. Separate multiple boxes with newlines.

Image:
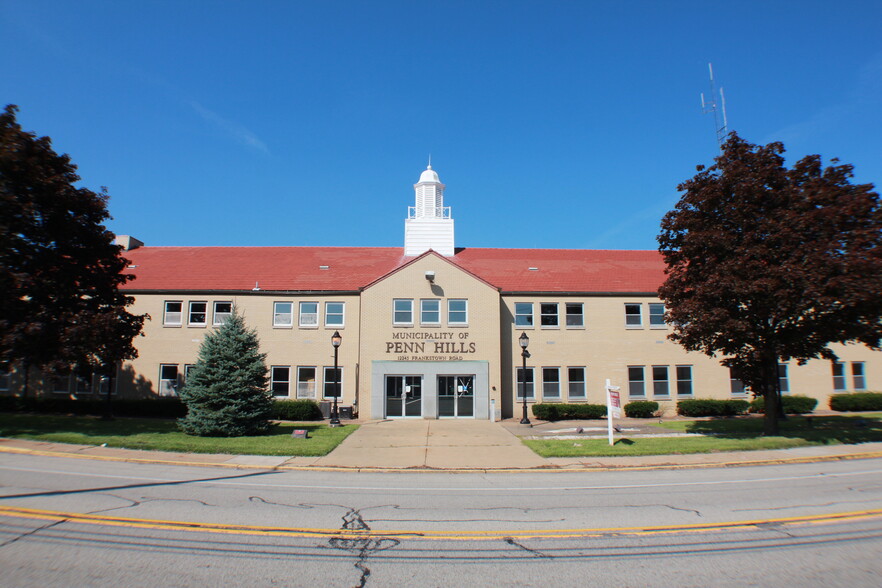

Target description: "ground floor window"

left=676, top=365, right=693, bottom=396
left=159, top=364, right=178, bottom=396
left=567, top=367, right=586, bottom=398
left=730, top=367, right=748, bottom=396
left=542, top=367, right=560, bottom=399
left=516, top=367, right=534, bottom=399
left=323, top=367, right=342, bottom=398
left=52, top=373, right=70, bottom=394
left=0, top=367, right=9, bottom=392
left=852, top=362, right=866, bottom=390
left=652, top=365, right=669, bottom=398
left=628, top=366, right=645, bottom=397
left=778, top=364, right=789, bottom=394
left=74, top=371, right=92, bottom=395
left=832, top=362, right=847, bottom=391
left=296, top=367, right=316, bottom=399
left=271, top=366, right=290, bottom=397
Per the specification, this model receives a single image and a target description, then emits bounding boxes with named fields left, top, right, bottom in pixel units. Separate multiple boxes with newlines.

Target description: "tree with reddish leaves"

left=658, top=133, right=882, bottom=435
left=0, top=105, right=145, bottom=396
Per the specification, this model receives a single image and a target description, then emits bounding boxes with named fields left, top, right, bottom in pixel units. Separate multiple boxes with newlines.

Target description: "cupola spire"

left=404, top=162, right=455, bottom=256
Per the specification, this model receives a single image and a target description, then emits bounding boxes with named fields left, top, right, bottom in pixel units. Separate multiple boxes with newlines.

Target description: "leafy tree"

left=658, top=133, right=882, bottom=435
left=178, top=309, right=274, bottom=436
left=0, top=105, right=145, bottom=395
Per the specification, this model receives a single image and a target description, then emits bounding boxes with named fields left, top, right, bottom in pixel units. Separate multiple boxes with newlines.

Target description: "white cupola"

left=404, top=162, right=455, bottom=256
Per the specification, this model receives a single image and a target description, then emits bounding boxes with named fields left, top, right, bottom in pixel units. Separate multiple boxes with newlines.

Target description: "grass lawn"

left=523, top=413, right=882, bottom=457
left=0, top=413, right=357, bottom=456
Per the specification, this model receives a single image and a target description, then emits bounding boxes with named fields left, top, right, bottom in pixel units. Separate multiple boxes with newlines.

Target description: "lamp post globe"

left=330, top=331, right=342, bottom=427
left=519, top=332, right=530, bottom=425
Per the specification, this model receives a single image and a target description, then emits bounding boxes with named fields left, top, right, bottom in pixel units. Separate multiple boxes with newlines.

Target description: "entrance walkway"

left=313, top=419, right=549, bottom=470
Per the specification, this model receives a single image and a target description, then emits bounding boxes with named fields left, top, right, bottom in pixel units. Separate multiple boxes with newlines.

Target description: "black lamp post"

left=329, top=331, right=342, bottom=427
left=519, top=331, right=531, bottom=425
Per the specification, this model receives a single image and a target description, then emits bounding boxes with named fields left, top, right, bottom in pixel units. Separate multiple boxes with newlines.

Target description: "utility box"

left=339, top=406, right=353, bottom=419
left=319, top=401, right=331, bottom=419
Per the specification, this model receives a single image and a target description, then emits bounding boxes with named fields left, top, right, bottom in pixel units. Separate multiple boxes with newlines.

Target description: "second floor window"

left=189, top=301, right=207, bottom=326
left=164, top=301, right=182, bottom=326
left=566, top=303, right=584, bottom=327
left=213, top=302, right=232, bottom=326
left=625, top=304, right=643, bottom=328
left=540, top=303, right=559, bottom=327
left=299, top=302, right=318, bottom=327
left=649, top=303, right=666, bottom=327
left=325, top=302, right=344, bottom=327
left=273, top=302, right=293, bottom=327
left=515, top=303, right=533, bottom=327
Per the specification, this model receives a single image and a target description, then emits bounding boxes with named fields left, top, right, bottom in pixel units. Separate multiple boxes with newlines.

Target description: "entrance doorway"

left=438, top=375, right=474, bottom=418
left=385, top=375, right=422, bottom=418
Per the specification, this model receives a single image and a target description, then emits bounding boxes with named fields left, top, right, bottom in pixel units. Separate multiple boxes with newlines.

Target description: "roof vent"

left=528, top=267, right=539, bottom=271
left=319, top=265, right=330, bottom=270
left=252, top=281, right=261, bottom=291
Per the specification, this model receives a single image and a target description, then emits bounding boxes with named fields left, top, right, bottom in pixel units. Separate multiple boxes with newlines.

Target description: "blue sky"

left=4, top=1, right=881, bottom=250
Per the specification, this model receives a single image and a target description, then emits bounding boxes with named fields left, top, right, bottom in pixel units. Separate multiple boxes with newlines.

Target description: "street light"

left=329, top=331, right=342, bottom=427
left=519, top=331, right=531, bottom=425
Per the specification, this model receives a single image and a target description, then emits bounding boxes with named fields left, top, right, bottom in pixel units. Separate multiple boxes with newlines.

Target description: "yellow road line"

left=1, top=505, right=880, bottom=541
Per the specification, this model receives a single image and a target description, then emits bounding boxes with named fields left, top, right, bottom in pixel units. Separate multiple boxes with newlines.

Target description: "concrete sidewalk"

left=1, top=418, right=881, bottom=472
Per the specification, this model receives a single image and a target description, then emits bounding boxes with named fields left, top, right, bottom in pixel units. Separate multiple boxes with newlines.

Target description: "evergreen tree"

left=178, top=309, right=273, bottom=436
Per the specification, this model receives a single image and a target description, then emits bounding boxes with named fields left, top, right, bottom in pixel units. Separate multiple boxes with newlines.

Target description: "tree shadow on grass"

left=683, top=415, right=882, bottom=445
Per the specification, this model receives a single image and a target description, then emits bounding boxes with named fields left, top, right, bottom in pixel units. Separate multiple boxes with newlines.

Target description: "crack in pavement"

left=328, top=508, right=400, bottom=588
left=0, top=519, right=65, bottom=548
left=504, top=537, right=551, bottom=558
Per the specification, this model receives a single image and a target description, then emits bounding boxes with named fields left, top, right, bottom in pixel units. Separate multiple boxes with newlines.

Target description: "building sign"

left=385, top=331, right=475, bottom=361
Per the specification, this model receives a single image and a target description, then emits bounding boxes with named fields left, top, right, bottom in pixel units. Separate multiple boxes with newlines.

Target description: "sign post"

left=606, top=379, right=621, bottom=446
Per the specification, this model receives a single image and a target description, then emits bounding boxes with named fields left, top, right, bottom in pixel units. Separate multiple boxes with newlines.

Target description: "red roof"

left=120, top=246, right=665, bottom=294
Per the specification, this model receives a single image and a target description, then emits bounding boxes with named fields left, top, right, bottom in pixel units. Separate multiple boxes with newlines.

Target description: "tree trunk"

left=21, top=360, right=30, bottom=399
left=762, top=354, right=780, bottom=436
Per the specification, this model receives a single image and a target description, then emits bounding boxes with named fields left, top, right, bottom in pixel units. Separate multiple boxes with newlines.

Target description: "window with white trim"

left=393, top=299, right=413, bottom=325
left=159, top=364, right=178, bottom=396
left=625, top=304, right=643, bottom=328
left=421, top=299, right=440, bottom=325
left=448, top=299, right=468, bottom=325
left=271, top=366, right=290, bottom=397
left=189, top=301, right=207, bottom=326
left=628, top=366, right=645, bottom=397
left=676, top=365, right=693, bottom=396
left=164, top=301, right=182, bottom=326
left=730, top=367, right=748, bottom=395
left=649, top=303, right=666, bottom=328
left=516, top=367, right=534, bottom=399
left=325, top=302, right=344, bottom=327
left=652, top=365, right=669, bottom=397
left=515, top=303, right=533, bottom=327
left=213, top=301, right=232, bottom=326
left=296, top=367, right=316, bottom=399
left=853, top=362, right=866, bottom=391
left=567, top=367, right=586, bottom=398
left=540, top=303, right=559, bottom=327
left=74, top=371, right=92, bottom=395
left=778, top=364, right=789, bottom=394
left=299, top=302, right=319, bottom=327
left=565, top=303, right=584, bottom=327
left=273, top=302, right=293, bottom=327
left=323, top=366, right=342, bottom=398
left=542, top=367, right=560, bottom=399
left=832, top=362, right=847, bottom=391
left=184, top=364, right=197, bottom=382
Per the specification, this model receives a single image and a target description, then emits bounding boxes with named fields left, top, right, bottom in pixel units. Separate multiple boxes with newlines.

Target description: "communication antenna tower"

left=700, top=63, right=728, bottom=149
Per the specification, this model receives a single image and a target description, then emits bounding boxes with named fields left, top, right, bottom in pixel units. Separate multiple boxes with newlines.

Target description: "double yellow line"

left=2, top=505, right=881, bottom=541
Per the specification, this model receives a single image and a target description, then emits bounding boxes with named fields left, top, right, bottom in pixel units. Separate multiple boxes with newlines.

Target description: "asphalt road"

left=1, top=453, right=881, bottom=587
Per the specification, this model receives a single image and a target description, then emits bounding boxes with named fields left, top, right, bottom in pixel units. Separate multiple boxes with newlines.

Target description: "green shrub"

left=749, top=395, right=818, bottom=415
left=271, top=399, right=323, bottom=421
left=532, top=403, right=607, bottom=421
left=829, top=392, right=882, bottom=412
left=677, top=399, right=750, bottom=417
left=624, top=400, right=659, bottom=418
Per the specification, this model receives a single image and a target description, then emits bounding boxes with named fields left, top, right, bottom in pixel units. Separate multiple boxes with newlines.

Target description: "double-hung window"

left=273, top=302, right=293, bottom=327
left=625, top=304, right=643, bottom=328
left=516, top=367, right=534, bottom=399
left=540, top=303, right=559, bottom=327
left=323, top=366, right=342, bottom=398
left=421, top=299, right=440, bottom=325
left=189, top=301, right=207, bottom=326
left=296, top=367, right=316, bottom=399
left=565, top=303, right=584, bottom=327
left=628, top=366, right=645, bottom=397
left=393, top=299, right=413, bottom=325
left=52, top=373, right=70, bottom=394
left=652, top=366, right=670, bottom=397
left=832, top=362, right=847, bottom=391
left=164, top=301, right=183, bottom=326
left=568, top=367, right=586, bottom=398
left=676, top=365, right=693, bottom=396
left=514, top=303, right=533, bottom=327
left=778, top=364, right=789, bottom=394
left=159, top=365, right=178, bottom=396
left=649, top=303, right=666, bottom=328
left=271, top=367, right=290, bottom=397
left=299, top=302, right=319, bottom=327
left=542, top=367, right=560, bottom=399
left=852, top=362, right=866, bottom=390
left=213, top=302, right=232, bottom=326
left=730, top=367, right=748, bottom=395
left=448, top=299, right=468, bottom=325
left=74, top=371, right=92, bottom=395
left=325, top=302, right=344, bottom=327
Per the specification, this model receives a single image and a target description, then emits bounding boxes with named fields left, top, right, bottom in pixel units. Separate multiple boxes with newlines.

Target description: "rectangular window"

left=448, top=299, right=468, bottom=325
left=184, top=364, right=197, bottom=382
left=852, top=362, right=866, bottom=391
left=323, top=366, right=342, bottom=398
left=271, top=366, right=290, bottom=397
left=649, top=303, right=666, bottom=328
left=628, top=366, right=645, bottom=397
left=832, top=362, right=847, bottom=391
left=74, top=372, right=92, bottom=395
left=52, top=374, right=70, bottom=394
left=542, top=367, right=560, bottom=399
left=273, top=302, right=293, bottom=327
left=421, top=299, right=440, bottom=325
left=540, top=303, right=559, bottom=327
left=516, top=367, right=534, bottom=399
left=515, top=302, right=534, bottom=327
left=0, top=367, right=9, bottom=392
left=164, top=301, right=182, bottom=326
left=565, top=303, right=584, bottom=328
left=296, top=367, right=316, bottom=399
left=159, top=364, right=178, bottom=396
left=778, top=364, right=789, bottom=394
left=325, top=302, right=345, bottom=327
left=393, top=299, right=413, bottom=325
left=625, top=303, right=643, bottom=328
left=299, top=302, right=319, bottom=327
left=652, top=365, right=670, bottom=397
left=676, top=365, right=693, bottom=396
left=730, top=367, right=748, bottom=395
left=189, top=301, right=207, bottom=326
left=567, top=367, right=586, bottom=398
left=213, top=301, right=232, bottom=326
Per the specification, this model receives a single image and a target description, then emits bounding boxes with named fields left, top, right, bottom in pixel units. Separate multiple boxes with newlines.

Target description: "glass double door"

left=438, top=375, right=474, bottom=418
left=385, top=376, right=422, bottom=418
